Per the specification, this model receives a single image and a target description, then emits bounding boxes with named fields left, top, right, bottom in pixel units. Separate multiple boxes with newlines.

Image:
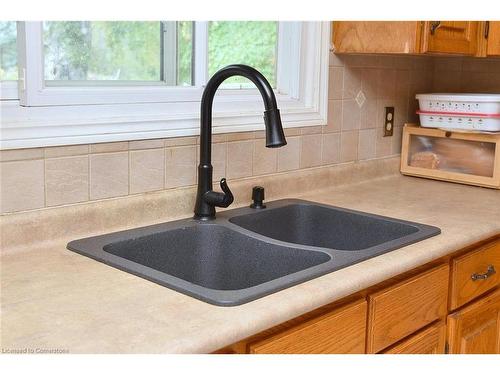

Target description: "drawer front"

left=382, top=321, right=446, bottom=354
left=367, top=264, right=449, bottom=353
left=248, top=300, right=367, bottom=354
left=450, top=239, right=500, bottom=310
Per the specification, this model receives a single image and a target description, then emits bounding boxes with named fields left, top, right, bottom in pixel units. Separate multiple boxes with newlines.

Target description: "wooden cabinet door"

left=383, top=321, right=446, bottom=354
left=486, top=21, right=500, bottom=56
left=447, top=288, right=500, bottom=354
left=332, top=22, right=421, bottom=54
left=248, top=300, right=367, bottom=354
left=367, top=264, right=449, bottom=353
left=421, top=21, right=480, bottom=55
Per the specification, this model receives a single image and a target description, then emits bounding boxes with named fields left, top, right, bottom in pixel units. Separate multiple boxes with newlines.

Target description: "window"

left=208, top=21, right=277, bottom=88
left=43, top=21, right=193, bottom=86
left=1, top=21, right=330, bottom=149
left=0, top=21, right=18, bottom=99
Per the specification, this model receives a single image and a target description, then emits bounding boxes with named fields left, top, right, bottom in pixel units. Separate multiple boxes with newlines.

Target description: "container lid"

left=416, top=93, right=500, bottom=102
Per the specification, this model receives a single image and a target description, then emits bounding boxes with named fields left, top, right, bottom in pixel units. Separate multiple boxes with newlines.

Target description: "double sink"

left=68, top=199, right=440, bottom=306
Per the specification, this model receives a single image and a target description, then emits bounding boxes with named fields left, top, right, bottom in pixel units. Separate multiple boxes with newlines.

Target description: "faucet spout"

left=194, top=64, right=287, bottom=220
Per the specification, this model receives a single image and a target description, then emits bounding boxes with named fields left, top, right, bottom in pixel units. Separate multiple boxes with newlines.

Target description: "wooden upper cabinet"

left=447, top=288, right=500, bottom=354
left=421, top=21, right=480, bottom=55
left=486, top=21, right=500, bottom=56
left=332, top=21, right=422, bottom=54
left=332, top=21, right=491, bottom=57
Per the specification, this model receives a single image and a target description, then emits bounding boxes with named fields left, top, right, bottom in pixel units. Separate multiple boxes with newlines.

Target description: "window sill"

left=0, top=97, right=327, bottom=149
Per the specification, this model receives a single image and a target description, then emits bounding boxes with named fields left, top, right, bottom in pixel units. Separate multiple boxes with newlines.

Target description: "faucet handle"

left=218, top=178, right=234, bottom=207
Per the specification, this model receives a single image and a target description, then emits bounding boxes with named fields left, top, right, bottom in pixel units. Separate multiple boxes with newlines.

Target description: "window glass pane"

left=177, top=21, right=193, bottom=86
left=0, top=21, right=18, bottom=81
left=208, top=21, right=277, bottom=87
left=43, top=21, right=193, bottom=85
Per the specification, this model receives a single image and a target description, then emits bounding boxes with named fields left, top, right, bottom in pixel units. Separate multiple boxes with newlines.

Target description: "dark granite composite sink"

left=67, top=199, right=440, bottom=306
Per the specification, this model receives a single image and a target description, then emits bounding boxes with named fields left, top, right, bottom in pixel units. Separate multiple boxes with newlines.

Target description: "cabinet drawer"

left=450, top=240, right=500, bottom=310
left=367, top=264, right=449, bottom=353
left=382, top=321, right=446, bottom=354
left=248, top=299, right=367, bottom=354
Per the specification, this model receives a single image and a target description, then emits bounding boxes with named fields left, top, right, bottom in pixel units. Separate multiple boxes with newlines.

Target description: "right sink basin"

left=229, top=200, right=440, bottom=252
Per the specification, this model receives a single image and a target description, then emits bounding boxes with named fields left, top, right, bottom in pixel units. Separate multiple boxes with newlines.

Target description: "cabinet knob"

left=430, top=21, right=442, bottom=35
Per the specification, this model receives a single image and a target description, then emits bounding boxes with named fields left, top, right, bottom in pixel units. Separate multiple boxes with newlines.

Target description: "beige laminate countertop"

left=1, top=175, right=499, bottom=353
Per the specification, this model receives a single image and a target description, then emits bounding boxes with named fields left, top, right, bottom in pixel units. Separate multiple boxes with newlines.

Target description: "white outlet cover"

left=355, top=90, right=366, bottom=108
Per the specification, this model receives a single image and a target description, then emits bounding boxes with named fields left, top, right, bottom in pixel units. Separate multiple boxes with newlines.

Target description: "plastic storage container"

left=416, top=93, right=500, bottom=132
left=401, top=124, right=500, bottom=189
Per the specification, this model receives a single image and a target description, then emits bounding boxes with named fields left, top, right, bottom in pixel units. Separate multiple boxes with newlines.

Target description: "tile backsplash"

left=2, top=53, right=498, bottom=214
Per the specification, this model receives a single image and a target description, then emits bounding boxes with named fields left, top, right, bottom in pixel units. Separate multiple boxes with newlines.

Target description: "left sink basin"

left=67, top=221, right=332, bottom=306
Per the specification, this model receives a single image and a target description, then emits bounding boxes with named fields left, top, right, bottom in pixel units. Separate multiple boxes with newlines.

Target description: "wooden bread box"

left=401, top=124, right=500, bottom=189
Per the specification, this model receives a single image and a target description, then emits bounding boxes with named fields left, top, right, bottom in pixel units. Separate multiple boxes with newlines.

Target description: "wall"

left=0, top=53, right=441, bottom=214
left=432, top=56, right=500, bottom=93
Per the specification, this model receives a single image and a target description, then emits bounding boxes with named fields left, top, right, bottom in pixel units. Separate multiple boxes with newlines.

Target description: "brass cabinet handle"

left=471, top=265, right=496, bottom=281
left=430, top=21, right=442, bottom=35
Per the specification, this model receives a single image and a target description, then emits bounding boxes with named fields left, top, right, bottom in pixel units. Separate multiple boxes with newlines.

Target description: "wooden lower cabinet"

left=248, top=300, right=367, bottom=354
left=217, top=237, right=499, bottom=354
left=447, top=288, right=500, bottom=354
left=367, top=264, right=449, bottom=353
left=382, top=321, right=446, bottom=354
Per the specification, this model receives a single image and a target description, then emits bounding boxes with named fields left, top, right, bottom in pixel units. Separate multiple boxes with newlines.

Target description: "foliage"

left=208, top=21, right=277, bottom=86
left=1, top=21, right=277, bottom=86
left=44, top=21, right=161, bottom=81
left=0, top=21, right=18, bottom=80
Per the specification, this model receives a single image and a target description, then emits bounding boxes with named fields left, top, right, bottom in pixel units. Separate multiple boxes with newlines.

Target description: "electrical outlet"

left=384, top=107, right=394, bottom=137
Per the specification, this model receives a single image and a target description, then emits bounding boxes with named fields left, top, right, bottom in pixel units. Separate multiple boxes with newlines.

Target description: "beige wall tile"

left=301, top=126, right=323, bottom=135
left=212, top=142, right=227, bottom=182
left=394, top=98, right=409, bottom=128
left=376, top=127, right=392, bottom=158
left=329, top=52, right=344, bottom=67
left=211, top=134, right=227, bottom=143
left=226, top=132, right=254, bottom=142
left=377, top=69, right=396, bottom=99
left=392, top=126, right=403, bottom=155
left=129, top=139, right=164, bottom=151
left=254, top=130, right=265, bottom=139
left=283, top=127, right=301, bottom=137
left=340, top=130, right=359, bottom=163
left=277, top=136, right=300, bottom=172
left=130, top=149, right=165, bottom=194
left=44, top=145, right=89, bottom=158
left=325, top=100, right=342, bottom=133
left=164, top=136, right=198, bottom=147
left=90, top=152, right=129, bottom=199
left=253, top=138, right=277, bottom=175
left=226, top=140, right=253, bottom=179
left=360, top=99, right=377, bottom=129
left=395, top=70, right=410, bottom=98
left=358, top=129, right=377, bottom=160
left=0, top=159, right=45, bottom=213
left=361, top=68, right=378, bottom=99
left=300, top=134, right=322, bottom=168
left=165, top=146, right=197, bottom=188
left=90, top=142, right=129, bottom=153
left=0, top=148, right=44, bottom=162
left=342, top=67, right=362, bottom=99
left=45, top=156, right=89, bottom=206
left=342, top=100, right=360, bottom=131
left=328, top=66, right=344, bottom=100
left=321, top=133, right=340, bottom=165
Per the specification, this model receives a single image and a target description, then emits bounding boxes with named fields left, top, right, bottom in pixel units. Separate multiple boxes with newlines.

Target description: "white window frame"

left=0, top=81, right=18, bottom=100
left=1, top=21, right=330, bottom=149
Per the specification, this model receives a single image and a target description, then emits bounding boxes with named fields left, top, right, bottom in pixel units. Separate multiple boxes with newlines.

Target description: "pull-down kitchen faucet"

left=194, top=64, right=287, bottom=220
